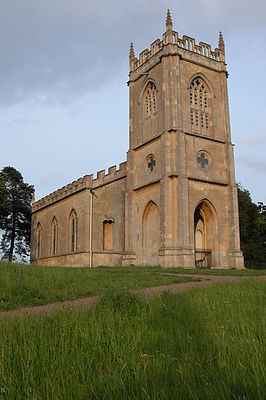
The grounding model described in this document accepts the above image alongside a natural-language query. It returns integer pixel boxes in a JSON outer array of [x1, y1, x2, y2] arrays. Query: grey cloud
[[0, 0, 265, 106]]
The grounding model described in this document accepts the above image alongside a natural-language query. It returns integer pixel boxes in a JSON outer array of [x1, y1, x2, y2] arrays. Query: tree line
[[237, 183, 266, 268], [0, 166, 265, 268]]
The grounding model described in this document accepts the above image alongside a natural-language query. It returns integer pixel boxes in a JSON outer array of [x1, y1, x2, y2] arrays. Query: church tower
[[123, 10, 244, 268], [31, 10, 244, 269]]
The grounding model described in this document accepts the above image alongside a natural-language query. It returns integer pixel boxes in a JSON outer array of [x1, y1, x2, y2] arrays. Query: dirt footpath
[[138, 273, 265, 296], [0, 274, 265, 319]]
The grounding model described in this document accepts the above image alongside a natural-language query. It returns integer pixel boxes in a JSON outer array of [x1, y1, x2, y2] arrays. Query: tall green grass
[[0, 262, 194, 310], [165, 267, 266, 276], [0, 280, 265, 399]]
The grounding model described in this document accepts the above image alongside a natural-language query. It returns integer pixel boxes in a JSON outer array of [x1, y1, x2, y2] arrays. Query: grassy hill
[[0, 262, 197, 310], [0, 280, 265, 399], [0, 262, 265, 311]]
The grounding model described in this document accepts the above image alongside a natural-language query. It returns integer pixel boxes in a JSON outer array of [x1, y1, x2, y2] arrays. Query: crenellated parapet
[[92, 161, 127, 188], [32, 176, 92, 212], [32, 161, 127, 212], [129, 10, 226, 79]]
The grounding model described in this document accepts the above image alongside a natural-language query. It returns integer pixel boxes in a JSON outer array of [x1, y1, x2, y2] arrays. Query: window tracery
[[146, 154, 156, 173], [196, 151, 212, 170], [144, 82, 157, 118], [190, 78, 210, 135]]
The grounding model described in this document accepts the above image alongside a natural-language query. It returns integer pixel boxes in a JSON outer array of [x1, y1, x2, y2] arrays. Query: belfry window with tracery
[[144, 82, 157, 118], [189, 78, 210, 135]]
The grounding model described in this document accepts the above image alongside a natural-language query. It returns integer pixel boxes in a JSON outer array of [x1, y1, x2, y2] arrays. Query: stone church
[[31, 11, 244, 269]]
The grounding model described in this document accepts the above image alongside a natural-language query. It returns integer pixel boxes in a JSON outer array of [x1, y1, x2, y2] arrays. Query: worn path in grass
[[0, 273, 265, 319]]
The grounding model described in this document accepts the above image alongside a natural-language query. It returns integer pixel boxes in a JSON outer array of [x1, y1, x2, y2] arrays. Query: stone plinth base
[[158, 248, 195, 268], [122, 253, 137, 266], [227, 251, 245, 269]]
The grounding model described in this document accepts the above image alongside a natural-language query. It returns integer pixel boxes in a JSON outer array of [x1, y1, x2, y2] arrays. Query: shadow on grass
[[128, 290, 263, 399], [0, 282, 264, 399]]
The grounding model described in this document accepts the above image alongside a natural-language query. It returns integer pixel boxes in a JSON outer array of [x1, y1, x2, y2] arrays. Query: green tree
[[237, 183, 266, 268], [0, 166, 34, 262], [0, 176, 8, 216]]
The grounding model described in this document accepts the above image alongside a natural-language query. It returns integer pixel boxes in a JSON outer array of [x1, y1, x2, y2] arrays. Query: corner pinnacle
[[129, 42, 135, 60], [218, 31, 225, 55], [166, 9, 173, 29]]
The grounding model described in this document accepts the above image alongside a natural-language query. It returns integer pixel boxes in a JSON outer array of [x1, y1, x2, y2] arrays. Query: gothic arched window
[[51, 217, 58, 256], [69, 209, 78, 253], [189, 78, 210, 135], [36, 222, 42, 258], [144, 82, 157, 118]]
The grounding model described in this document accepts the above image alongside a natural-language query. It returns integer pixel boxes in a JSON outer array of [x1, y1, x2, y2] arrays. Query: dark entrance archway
[[194, 200, 219, 268]]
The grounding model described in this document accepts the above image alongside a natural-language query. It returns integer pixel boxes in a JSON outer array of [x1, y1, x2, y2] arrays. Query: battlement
[[129, 11, 225, 75], [92, 161, 127, 188], [32, 161, 127, 212]]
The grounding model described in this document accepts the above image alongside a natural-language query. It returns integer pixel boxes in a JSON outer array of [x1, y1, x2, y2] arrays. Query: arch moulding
[[138, 78, 158, 105], [187, 73, 215, 98]]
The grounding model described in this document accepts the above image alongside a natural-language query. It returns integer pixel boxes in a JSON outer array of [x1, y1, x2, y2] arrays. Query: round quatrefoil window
[[146, 154, 156, 173], [197, 152, 211, 170]]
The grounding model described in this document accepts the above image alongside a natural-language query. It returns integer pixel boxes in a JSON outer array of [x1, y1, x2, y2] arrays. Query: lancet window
[[36, 223, 42, 258], [51, 217, 58, 256], [70, 209, 78, 253], [190, 78, 210, 135]]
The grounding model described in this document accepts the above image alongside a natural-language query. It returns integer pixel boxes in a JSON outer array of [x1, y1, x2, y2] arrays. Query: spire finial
[[129, 42, 135, 60], [166, 9, 173, 29], [218, 31, 225, 55], [32, 189, 35, 204]]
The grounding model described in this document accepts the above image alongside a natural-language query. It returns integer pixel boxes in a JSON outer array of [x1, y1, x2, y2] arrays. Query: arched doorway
[[194, 200, 218, 268], [142, 202, 160, 266]]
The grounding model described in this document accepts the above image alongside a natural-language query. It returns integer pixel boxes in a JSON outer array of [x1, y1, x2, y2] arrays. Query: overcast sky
[[0, 0, 265, 204]]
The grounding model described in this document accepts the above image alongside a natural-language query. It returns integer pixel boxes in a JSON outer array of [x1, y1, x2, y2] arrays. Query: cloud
[[0, 0, 265, 206], [0, 0, 265, 106], [0, 0, 160, 105]]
